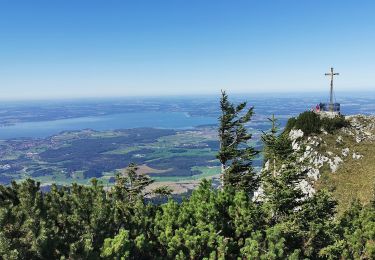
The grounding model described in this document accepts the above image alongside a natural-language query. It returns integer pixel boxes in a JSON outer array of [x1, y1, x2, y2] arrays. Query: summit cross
[[325, 67, 339, 112]]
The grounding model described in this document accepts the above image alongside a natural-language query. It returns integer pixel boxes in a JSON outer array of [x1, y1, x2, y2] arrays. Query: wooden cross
[[325, 67, 339, 112]]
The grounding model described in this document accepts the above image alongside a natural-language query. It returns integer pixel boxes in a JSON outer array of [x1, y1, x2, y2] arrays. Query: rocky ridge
[[289, 114, 375, 196]]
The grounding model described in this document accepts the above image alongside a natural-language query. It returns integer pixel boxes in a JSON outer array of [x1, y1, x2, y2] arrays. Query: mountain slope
[[290, 114, 375, 213]]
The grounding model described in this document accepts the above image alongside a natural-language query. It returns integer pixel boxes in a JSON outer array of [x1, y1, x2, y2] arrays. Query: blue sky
[[0, 0, 374, 100]]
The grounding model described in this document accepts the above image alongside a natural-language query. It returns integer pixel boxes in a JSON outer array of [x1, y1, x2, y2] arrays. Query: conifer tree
[[113, 163, 154, 200], [262, 115, 279, 177], [262, 115, 293, 174], [217, 90, 258, 193], [261, 115, 307, 221], [262, 158, 307, 222]]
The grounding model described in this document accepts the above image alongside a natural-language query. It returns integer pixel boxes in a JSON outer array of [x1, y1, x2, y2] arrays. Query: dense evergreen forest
[[1, 92, 374, 259]]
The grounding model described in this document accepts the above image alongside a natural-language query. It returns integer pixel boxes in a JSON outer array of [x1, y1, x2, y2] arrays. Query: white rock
[[298, 179, 315, 197], [307, 168, 320, 180], [342, 148, 350, 157], [264, 160, 270, 171], [252, 186, 264, 202], [292, 140, 301, 151], [334, 156, 343, 164], [312, 155, 325, 168], [328, 156, 343, 173], [352, 153, 363, 160], [289, 129, 304, 141]]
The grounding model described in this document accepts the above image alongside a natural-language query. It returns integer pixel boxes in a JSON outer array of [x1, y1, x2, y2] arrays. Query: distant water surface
[[0, 112, 216, 139], [0, 94, 374, 139]]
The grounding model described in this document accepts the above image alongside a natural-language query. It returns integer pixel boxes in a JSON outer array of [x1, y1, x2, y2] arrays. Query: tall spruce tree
[[217, 90, 258, 193], [261, 115, 279, 177], [261, 115, 293, 174], [261, 118, 307, 222]]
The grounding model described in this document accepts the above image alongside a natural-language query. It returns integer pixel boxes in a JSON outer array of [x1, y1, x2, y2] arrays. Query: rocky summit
[[288, 114, 375, 212]]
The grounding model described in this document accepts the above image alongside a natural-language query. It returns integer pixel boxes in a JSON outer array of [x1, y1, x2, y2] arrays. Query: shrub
[[284, 111, 349, 136], [321, 115, 349, 134], [284, 117, 297, 134], [294, 111, 322, 136]]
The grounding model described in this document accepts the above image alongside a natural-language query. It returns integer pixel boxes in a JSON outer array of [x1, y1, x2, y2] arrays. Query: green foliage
[[217, 90, 259, 193], [101, 229, 131, 259], [114, 163, 154, 199], [262, 115, 307, 221], [262, 115, 293, 170], [0, 168, 374, 259], [153, 179, 232, 259], [284, 116, 297, 134], [293, 111, 322, 136], [260, 115, 341, 258], [152, 185, 173, 198], [320, 200, 375, 259], [284, 111, 349, 136], [0, 163, 161, 259], [321, 115, 349, 134]]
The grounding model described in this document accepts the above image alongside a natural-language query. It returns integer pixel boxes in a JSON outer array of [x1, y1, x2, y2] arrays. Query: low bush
[[284, 117, 297, 134], [295, 111, 322, 135], [284, 111, 349, 136], [321, 115, 349, 134]]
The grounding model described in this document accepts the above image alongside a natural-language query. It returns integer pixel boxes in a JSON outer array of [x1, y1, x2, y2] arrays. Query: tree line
[[0, 91, 374, 259]]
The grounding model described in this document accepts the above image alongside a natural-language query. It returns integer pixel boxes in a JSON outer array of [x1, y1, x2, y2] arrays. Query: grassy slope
[[315, 117, 375, 214]]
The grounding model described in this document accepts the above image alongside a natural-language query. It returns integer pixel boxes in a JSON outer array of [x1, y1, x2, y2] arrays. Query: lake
[[0, 93, 374, 139], [0, 112, 217, 139]]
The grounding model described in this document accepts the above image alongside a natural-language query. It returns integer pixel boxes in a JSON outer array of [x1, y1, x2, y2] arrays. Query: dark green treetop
[[217, 90, 258, 194]]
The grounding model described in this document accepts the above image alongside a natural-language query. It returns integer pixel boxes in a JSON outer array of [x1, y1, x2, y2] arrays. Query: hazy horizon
[[0, 90, 374, 103]]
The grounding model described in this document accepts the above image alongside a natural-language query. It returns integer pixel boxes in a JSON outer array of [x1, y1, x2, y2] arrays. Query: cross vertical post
[[325, 67, 339, 112]]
